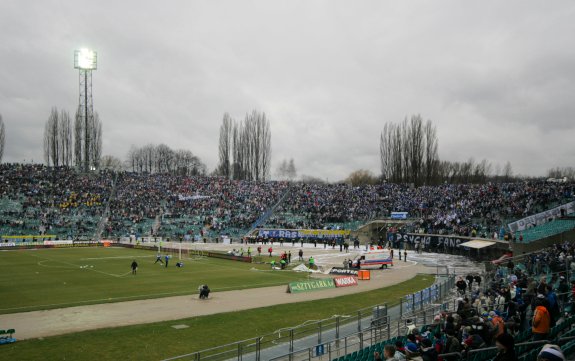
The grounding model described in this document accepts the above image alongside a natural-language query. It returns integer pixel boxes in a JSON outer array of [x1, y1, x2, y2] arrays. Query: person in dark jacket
[[443, 329, 461, 361], [420, 338, 438, 361], [494, 333, 517, 361], [456, 277, 467, 295]]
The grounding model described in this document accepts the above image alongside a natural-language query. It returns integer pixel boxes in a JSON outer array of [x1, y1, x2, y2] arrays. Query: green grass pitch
[[0, 246, 310, 314]]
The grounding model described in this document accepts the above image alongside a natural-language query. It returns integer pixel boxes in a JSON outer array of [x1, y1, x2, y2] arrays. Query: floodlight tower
[[74, 48, 97, 172]]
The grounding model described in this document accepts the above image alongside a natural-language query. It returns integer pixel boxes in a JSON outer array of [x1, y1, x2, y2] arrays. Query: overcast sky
[[1, 0, 574, 181]]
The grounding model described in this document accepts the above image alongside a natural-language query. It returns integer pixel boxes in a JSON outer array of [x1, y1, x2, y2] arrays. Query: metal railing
[[439, 335, 575, 361], [266, 301, 457, 361], [161, 275, 457, 361]]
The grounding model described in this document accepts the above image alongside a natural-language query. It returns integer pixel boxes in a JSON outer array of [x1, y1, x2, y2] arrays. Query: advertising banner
[[299, 229, 351, 238], [43, 240, 73, 246], [333, 276, 358, 287], [329, 267, 359, 276], [288, 279, 336, 293]]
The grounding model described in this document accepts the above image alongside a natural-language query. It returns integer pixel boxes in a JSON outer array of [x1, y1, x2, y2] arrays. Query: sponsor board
[[1, 235, 57, 239], [207, 252, 252, 263], [329, 267, 359, 276], [0, 242, 17, 247], [44, 240, 74, 246], [333, 276, 358, 287], [288, 279, 336, 293]]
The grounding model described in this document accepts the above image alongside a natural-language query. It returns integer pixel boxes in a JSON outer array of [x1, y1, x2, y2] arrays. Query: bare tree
[[44, 108, 74, 168], [261, 113, 272, 181], [276, 159, 288, 180], [126, 144, 206, 176], [379, 123, 392, 181], [502, 161, 513, 182], [155, 144, 174, 173], [72, 109, 102, 170], [287, 158, 297, 181], [44, 108, 60, 166], [232, 122, 242, 180], [547, 167, 575, 180], [346, 169, 378, 186], [223, 110, 271, 181], [379, 116, 499, 185], [74, 109, 83, 168], [59, 110, 72, 166], [0, 114, 5, 163], [423, 120, 438, 184], [407, 115, 424, 185], [100, 155, 123, 171], [126, 145, 138, 172], [89, 112, 102, 169], [379, 115, 430, 185], [217, 113, 233, 178]]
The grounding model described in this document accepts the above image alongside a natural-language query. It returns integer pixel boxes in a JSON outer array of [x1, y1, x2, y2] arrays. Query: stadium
[[0, 165, 574, 360], [2, 2, 575, 361]]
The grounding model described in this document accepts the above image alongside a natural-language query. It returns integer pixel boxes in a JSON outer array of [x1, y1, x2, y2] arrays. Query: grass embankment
[[0, 275, 434, 361]]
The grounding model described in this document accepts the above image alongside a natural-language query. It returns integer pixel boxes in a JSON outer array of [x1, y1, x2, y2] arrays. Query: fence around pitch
[[161, 275, 456, 361]]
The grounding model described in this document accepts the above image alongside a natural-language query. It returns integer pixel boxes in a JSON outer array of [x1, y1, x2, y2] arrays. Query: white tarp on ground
[[458, 240, 496, 249], [292, 264, 322, 273]]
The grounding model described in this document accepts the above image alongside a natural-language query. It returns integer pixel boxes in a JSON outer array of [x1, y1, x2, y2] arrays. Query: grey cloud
[[1, 0, 575, 180]]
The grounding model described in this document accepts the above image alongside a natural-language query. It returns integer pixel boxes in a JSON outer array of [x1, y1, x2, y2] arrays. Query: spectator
[[532, 295, 551, 341], [494, 333, 517, 361], [383, 345, 401, 361], [538, 344, 565, 361], [420, 338, 438, 361]]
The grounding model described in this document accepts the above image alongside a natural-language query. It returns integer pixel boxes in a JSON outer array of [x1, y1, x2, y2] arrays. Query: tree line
[[126, 144, 207, 176], [547, 167, 575, 180], [43, 107, 102, 169], [0, 114, 5, 163], [379, 115, 514, 186], [217, 110, 271, 181]]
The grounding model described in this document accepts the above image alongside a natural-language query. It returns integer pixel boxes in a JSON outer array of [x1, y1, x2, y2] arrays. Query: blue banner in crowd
[[391, 212, 408, 219], [257, 229, 350, 239]]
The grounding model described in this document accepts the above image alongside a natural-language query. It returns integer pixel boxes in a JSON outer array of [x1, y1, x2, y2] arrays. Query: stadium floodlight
[[74, 48, 98, 172], [74, 48, 98, 70]]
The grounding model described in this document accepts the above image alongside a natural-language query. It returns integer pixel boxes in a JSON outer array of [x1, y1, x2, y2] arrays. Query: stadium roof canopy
[[459, 240, 497, 249]]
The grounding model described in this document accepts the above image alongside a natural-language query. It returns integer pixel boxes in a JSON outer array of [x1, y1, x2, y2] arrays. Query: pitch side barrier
[[161, 275, 457, 361], [116, 243, 252, 263], [0, 240, 111, 250]]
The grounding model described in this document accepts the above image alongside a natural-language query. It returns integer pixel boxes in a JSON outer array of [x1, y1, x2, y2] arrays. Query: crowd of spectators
[[386, 241, 575, 361], [0, 164, 112, 237], [267, 182, 574, 238], [0, 164, 573, 241]]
